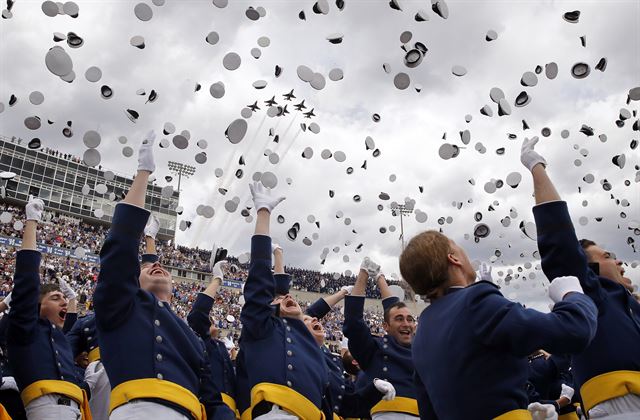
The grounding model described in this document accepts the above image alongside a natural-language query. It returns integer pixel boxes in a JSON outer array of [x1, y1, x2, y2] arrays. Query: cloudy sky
[[1, 0, 639, 310]]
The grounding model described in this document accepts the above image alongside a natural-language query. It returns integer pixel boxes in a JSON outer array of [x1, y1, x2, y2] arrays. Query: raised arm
[[343, 260, 381, 369], [7, 197, 44, 344], [93, 131, 155, 331], [521, 138, 604, 301], [469, 279, 597, 357], [239, 182, 285, 340], [306, 287, 351, 320], [59, 277, 78, 332], [187, 261, 225, 338]]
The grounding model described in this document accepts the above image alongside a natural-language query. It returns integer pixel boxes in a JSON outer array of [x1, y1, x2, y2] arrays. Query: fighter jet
[[283, 89, 296, 101], [294, 100, 306, 111], [247, 101, 260, 112], [281, 105, 290, 116], [303, 108, 316, 119], [265, 96, 277, 107]]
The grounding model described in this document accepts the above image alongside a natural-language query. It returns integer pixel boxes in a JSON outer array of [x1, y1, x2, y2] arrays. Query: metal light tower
[[167, 161, 196, 195], [391, 202, 414, 251]]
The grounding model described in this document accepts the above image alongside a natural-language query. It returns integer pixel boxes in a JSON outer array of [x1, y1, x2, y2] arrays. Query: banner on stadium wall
[[0, 236, 100, 264], [222, 279, 242, 289]]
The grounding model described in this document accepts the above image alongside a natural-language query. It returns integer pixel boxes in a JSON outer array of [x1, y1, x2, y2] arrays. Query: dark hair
[[383, 301, 408, 323], [579, 239, 596, 250], [342, 351, 360, 376], [39, 283, 61, 303], [400, 230, 451, 297]]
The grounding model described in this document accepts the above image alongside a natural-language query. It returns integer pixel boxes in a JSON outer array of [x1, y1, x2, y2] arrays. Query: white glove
[[272, 243, 283, 254], [548, 276, 583, 304], [249, 182, 285, 213], [137, 130, 156, 173], [341, 285, 354, 295], [25, 195, 45, 222], [360, 257, 380, 278], [560, 383, 574, 401], [520, 136, 547, 171], [373, 378, 396, 401], [144, 214, 160, 239], [211, 260, 227, 281], [58, 277, 77, 300], [479, 263, 493, 281], [0, 376, 18, 392], [527, 402, 558, 420], [2, 292, 11, 310]]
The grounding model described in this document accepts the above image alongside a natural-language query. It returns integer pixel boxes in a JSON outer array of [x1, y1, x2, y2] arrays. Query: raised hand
[[479, 263, 492, 282], [249, 181, 285, 213], [25, 195, 45, 222], [144, 214, 160, 239], [137, 129, 156, 173], [520, 136, 547, 172]]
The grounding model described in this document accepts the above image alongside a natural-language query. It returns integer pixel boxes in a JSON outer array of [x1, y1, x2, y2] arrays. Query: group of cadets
[[0, 131, 637, 419]]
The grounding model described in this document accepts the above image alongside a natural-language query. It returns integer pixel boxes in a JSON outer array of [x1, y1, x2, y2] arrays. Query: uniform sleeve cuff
[[250, 235, 272, 262]]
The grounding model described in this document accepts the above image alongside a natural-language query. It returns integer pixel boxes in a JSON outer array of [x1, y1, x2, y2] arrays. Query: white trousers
[[372, 413, 420, 420], [85, 360, 111, 420], [110, 400, 191, 419], [254, 405, 299, 420], [25, 393, 81, 420], [588, 393, 640, 419]]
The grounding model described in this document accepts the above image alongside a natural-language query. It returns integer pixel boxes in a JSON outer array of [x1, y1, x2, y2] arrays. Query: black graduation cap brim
[[67, 32, 83, 48], [562, 10, 580, 23], [389, 0, 402, 11], [246, 7, 260, 20], [404, 49, 423, 68], [451, 65, 467, 76], [415, 9, 429, 21], [125, 109, 139, 123], [62, 1, 79, 17], [514, 91, 530, 107], [595, 57, 607, 72], [473, 223, 490, 238], [53, 32, 66, 42], [62, 127, 73, 137], [28, 138, 41, 149], [372, 114, 381, 122], [100, 85, 113, 99], [432, 0, 449, 19], [520, 72, 538, 87], [571, 63, 590, 79]]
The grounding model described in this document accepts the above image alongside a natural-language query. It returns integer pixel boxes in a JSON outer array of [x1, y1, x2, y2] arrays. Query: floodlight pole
[[167, 161, 196, 203], [391, 204, 413, 251]]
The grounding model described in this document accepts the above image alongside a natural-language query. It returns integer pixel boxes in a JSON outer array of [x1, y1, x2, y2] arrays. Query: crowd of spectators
[[0, 203, 398, 298]]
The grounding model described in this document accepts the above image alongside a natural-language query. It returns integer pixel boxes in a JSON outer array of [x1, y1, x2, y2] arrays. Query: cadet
[[187, 260, 238, 415], [239, 182, 328, 419], [523, 136, 640, 418], [399, 225, 598, 419], [92, 131, 233, 420], [7, 196, 91, 419], [343, 258, 419, 419]]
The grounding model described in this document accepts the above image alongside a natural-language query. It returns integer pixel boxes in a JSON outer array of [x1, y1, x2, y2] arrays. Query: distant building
[[0, 135, 178, 240]]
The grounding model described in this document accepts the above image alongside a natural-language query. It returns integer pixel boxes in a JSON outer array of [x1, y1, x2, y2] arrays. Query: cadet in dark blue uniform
[[399, 223, 598, 419], [0, 293, 27, 419], [522, 137, 640, 418], [239, 181, 328, 419], [526, 352, 578, 420], [343, 259, 419, 419], [7, 196, 92, 419], [187, 260, 238, 415], [92, 131, 233, 420]]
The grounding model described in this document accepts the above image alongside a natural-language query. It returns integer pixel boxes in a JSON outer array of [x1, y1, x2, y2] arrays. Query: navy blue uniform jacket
[[343, 295, 416, 401], [534, 200, 640, 390], [93, 203, 233, 419], [239, 235, 328, 410], [187, 292, 237, 397], [412, 280, 597, 419], [7, 250, 82, 391]]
